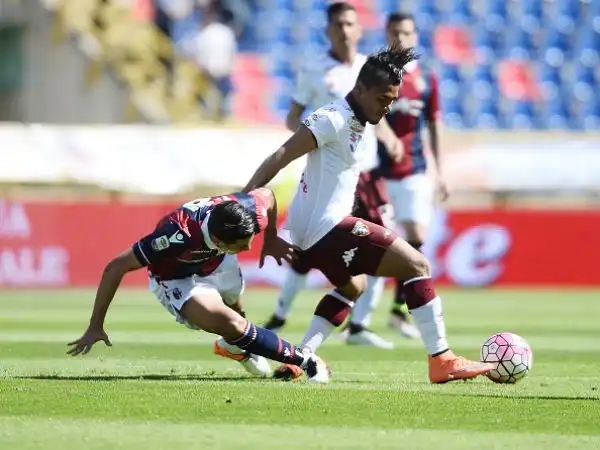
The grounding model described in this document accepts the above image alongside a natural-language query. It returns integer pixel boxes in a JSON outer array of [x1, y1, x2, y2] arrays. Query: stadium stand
[[39, 0, 600, 129]]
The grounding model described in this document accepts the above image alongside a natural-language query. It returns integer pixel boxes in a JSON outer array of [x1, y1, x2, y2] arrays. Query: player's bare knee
[[409, 253, 431, 278], [336, 275, 366, 301]]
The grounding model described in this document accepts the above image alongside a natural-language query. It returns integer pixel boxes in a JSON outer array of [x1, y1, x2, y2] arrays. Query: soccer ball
[[480, 332, 532, 384]]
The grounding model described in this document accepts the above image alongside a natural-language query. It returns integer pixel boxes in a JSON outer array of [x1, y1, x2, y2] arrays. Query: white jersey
[[291, 53, 378, 172], [285, 99, 373, 250]]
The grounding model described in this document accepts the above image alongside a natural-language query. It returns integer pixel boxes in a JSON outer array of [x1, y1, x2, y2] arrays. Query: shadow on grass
[[14, 373, 270, 382]]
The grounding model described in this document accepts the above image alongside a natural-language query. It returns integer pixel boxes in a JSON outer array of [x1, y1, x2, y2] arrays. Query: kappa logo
[[342, 247, 358, 267], [351, 221, 370, 237], [169, 231, 185, 244], [151, 235, 170, 251]]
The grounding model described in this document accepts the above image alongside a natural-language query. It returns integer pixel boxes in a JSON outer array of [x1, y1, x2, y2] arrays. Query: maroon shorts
[[292, 216, 397, 287]]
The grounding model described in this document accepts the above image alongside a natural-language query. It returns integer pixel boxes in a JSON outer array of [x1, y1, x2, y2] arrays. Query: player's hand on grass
[[67, 327, 112, 356], [259, 236, 299, 268]]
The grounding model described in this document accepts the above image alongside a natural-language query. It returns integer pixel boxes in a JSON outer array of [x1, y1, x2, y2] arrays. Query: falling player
[[67, 188, 329, 382], [379, 13, 449, 334], [263, 1, 401, 349], [244, 44, 494, 384]]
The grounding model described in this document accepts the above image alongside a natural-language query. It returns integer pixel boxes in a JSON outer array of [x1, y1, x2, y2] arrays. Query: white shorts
[[385, 174, 434, 226], [149, 254, 244, 330]]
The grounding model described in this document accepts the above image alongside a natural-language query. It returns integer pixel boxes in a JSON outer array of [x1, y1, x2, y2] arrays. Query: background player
[[244, 44, 493, 384], [263, 2, 400, 349], [378, 13, 448, 336], [67, 188, 329, 382]]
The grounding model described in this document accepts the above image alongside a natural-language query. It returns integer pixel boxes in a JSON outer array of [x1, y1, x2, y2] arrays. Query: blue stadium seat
[[447, 0, 473, 25], [507, 101, 538, 129], [541, 30, 571, 67], [442, 98, 467, 129], [484, 0, 508, 31], [471, 65, 499, 102], [472, 100, 502, 129], [543, 95, 574, 130], [575, 27, 600, 68], [581, 100, 600, 130], [504, 29, 536, 60]]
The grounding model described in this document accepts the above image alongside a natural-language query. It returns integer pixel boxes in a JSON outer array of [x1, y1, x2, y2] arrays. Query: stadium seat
[[484, 0, 508, 31], [471, 100, 502, 129], [506, 100, 538, 129]]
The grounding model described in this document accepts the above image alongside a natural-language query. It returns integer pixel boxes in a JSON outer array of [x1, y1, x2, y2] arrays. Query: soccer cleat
[[272, 363, 303, 381], [213, 338, 273, 378], [304, 354, 331, 384], [388, 314, 421, 339], [428, 350, 495, 384], [262, 314, 286, 333], [346, 329, 395, 350], [272, 354, 331, 384]]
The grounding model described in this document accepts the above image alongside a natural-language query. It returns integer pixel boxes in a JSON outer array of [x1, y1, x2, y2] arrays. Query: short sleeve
[[230, 191, 270, 233], [132, 219, 190, 267], [248, 189, 270, 232], [291, 68, 314, 107], [301, 106, 344, 148], [427, 73, 440, 123]]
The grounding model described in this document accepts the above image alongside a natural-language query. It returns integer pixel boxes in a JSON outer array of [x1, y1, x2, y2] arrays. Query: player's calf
[[300, 275, 365, 353], [374, 238, 493, 382]]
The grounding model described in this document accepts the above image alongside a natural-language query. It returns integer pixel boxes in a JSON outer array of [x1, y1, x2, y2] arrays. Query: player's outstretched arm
[[67, 249, 143, 356], [243, 125, 318, 192], [252, 187, 298, 268]]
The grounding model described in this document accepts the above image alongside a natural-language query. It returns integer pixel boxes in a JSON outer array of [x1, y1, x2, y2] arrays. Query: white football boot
[[213, 337, 273, 377], [388, 315, 421, 339], [347, 329, 395, 349]]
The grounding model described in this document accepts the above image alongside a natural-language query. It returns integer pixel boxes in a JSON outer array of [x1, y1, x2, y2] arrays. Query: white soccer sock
[[350, 275, 385, 328], [409, 296, 449, 355], [300, 316, 336, 353], [274, 270, 307, 319]]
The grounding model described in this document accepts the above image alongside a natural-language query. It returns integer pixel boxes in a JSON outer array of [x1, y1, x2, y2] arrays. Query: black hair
[[326, 2, 356, 24], [357, 43, 419, 88], [386, 12, 416, 27], [207, 201, 258, 243]]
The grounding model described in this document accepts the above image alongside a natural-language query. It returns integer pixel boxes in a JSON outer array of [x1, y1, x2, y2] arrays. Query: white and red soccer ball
[[480, 332, 533, 384]]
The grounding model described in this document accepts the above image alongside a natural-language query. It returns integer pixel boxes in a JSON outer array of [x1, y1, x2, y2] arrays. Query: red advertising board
[[0, 201, 598, 288]]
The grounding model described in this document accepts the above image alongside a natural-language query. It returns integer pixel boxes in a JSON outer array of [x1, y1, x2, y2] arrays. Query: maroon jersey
[[352, 171, 389, 226], [132, 191, 269, 281], [379, 63, 440, 180]]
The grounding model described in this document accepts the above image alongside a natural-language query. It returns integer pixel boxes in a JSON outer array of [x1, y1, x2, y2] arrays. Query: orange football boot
[[429, 350, 495, 384]]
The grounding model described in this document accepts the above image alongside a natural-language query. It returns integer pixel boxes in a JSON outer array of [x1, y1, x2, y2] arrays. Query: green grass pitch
[[0, 287, 599, 449]]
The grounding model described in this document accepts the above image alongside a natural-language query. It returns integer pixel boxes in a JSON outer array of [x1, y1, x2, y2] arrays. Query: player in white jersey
[[244, 44, 494, 384], [263, 2, 405, 349]]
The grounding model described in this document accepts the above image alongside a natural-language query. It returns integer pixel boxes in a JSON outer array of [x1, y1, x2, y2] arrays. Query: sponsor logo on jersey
[[351, 221, 370, 237], [169, 231, 185, 244], [349, 117, 364, 132], [151, 236, 170, 251]]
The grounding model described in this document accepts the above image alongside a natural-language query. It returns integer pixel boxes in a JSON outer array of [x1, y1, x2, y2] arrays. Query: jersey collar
[[346, 92, 368, 125], [201, 212, 218, 250]]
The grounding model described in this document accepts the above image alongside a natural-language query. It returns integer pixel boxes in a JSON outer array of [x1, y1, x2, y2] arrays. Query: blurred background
[[0, 0, 599, 289]]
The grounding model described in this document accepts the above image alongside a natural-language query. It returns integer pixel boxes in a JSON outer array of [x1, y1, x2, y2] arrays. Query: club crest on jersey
[[172, 288, 183, 300], [351, 221, 370, 237], [151, 236, 170, 251]]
